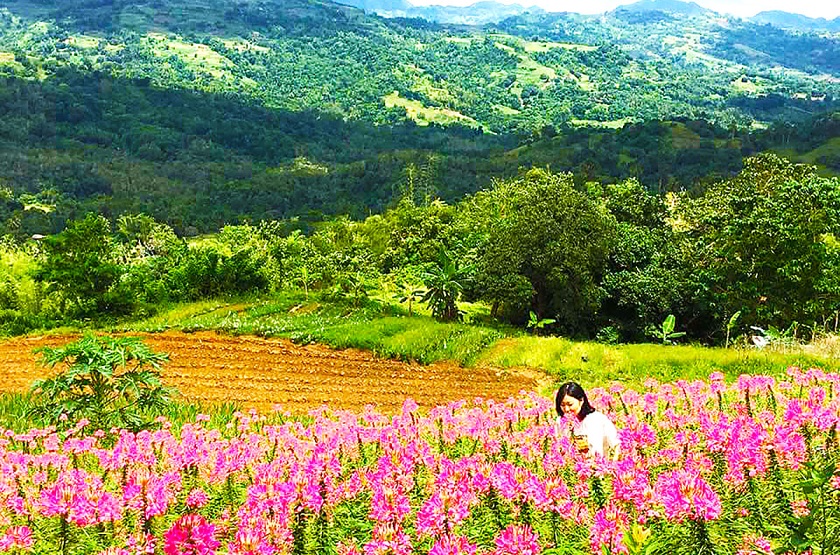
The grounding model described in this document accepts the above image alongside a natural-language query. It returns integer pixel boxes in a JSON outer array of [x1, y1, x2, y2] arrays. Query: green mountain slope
[[1, 0, 837, 133], [0, 0, 837, 234], [0, 0, 373, 34]]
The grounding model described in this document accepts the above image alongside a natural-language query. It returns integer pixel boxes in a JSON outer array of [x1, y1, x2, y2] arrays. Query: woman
[[555, 381, 621, 461]]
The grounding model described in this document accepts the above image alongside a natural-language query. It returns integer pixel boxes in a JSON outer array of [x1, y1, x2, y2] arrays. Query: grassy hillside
[[112, 295, 840, 392]]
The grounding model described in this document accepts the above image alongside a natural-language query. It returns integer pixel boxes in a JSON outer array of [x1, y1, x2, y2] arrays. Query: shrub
[[30, 334, 172, 431]]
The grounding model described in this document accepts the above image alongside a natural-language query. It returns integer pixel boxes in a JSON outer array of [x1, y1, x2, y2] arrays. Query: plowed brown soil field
[[0, 331, 542, 414]]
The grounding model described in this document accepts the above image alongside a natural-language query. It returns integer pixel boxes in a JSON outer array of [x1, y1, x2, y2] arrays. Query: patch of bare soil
[[0, 331, 541, 414]]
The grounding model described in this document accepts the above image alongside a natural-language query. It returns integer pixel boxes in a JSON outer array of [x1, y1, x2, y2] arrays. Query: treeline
[[1, 70, 838, 237], [2, 154, 838, 344], [708, 24, 840, 75]]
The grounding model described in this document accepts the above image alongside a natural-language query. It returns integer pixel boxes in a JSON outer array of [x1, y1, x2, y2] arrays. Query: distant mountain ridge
[[333, 0, 544, 25], [341, 0, 840, 34], [750, 10, 840, 32], [335, 0, 412, 11], [613, 0, 710, 16]]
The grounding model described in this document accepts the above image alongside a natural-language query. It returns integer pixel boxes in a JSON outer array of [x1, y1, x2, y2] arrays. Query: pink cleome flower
[[428, 535, 478, 555], [791, 499, 810, 517], [493, 524, 541, 555], [337, 539, 362, 555], [655, 469, 722, 522], [0, 526, 33, 551], [737, 532, 773, 555], [185, 489, 210, 510], [163, 514, 219, 555]]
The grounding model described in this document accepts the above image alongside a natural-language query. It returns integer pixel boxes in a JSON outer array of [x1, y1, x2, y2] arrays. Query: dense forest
[[1, 154, 839, 347], [0, 0, 839, 342], [1, 65, 837, 235]]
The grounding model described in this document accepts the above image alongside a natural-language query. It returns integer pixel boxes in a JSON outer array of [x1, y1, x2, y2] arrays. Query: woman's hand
[[573, 434, 589, 454]]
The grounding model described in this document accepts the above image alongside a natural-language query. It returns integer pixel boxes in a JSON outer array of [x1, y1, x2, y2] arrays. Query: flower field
[[2, 367, 839, 554]]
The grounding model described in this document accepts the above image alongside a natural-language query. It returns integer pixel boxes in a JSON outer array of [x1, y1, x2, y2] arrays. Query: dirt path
[[0, 331, 541, 414]]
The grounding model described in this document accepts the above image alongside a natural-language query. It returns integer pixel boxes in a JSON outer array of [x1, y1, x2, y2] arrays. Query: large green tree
[[37, 213, 125, 317], [598, 179, 695, 340], [675, 154, 840, 332], [471, 168, 617, 334]]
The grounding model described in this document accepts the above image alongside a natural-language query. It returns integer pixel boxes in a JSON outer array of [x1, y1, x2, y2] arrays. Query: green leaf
[[798, 479, 816, 495], [790, 515, 815, 549], [527, 311, 538, 328], [662, 314, 676, 335]]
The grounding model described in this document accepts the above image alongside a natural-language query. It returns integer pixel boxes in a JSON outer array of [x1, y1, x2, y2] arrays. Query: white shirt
[[557, 410, 620, 457]]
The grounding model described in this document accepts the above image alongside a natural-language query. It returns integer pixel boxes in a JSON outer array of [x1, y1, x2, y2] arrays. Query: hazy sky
[[406, 0, 840, 19]]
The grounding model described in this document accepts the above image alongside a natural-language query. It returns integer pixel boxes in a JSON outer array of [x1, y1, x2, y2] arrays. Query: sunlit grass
[[479, 336, 840, 390], [383, 91, 478, 128], [0, 392, 40, 431], [7, 293, 840, 431], [121, 300, 238, 332], [123, 295, 503, 366], [119, 295, 840, 394]]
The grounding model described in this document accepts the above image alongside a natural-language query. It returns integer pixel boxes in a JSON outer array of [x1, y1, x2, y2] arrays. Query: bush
[[0, 308, 53, 336], [168, 245, 270, 300], [30, 334, 172, 431]]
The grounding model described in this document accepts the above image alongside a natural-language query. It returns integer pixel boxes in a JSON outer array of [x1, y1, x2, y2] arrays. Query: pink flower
[[0, 526, 33, 551], [401, 399, 419, 416], [493, 524, 541, 555], [428, 535, 478, 555], [185, 489, 209, 509], [38, 470, 99, 525], [416, 481, 474, 538], [364, 523, 412, 555], [655, 469, 721, 522], [368, 458, 413, 525], [126, 532, 156, 555], [164, 514, 219, 555], [737, 533, 773, 555], [96, 492, 124, 524], [228, 524, 274, 555], [337, 539, 362, 555], [791, 499, 810, 517], [590, 504, 628, 555]]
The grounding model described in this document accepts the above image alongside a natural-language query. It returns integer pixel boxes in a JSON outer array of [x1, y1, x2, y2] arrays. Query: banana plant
[[395, 281, 425, 317], [725, 310, 741, 348], [647, 314, 686, 345], [526, 311, 556, 335]]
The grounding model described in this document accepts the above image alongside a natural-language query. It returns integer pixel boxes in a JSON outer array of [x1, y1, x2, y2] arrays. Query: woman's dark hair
[[555, 381, 595, 421]]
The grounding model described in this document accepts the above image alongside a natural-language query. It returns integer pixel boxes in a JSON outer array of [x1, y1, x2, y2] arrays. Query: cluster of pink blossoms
[[0, 368, 837, 554]]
